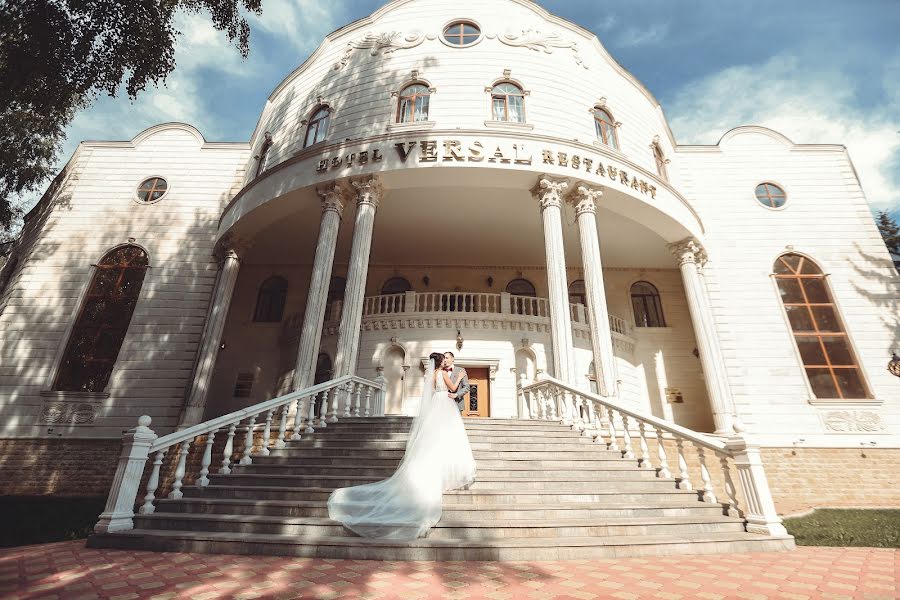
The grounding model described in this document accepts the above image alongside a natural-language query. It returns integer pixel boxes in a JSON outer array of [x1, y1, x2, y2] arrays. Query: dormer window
[[442, 21, 481, 47]]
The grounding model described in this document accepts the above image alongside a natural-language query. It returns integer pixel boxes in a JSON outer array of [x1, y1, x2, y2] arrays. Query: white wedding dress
[[327, 364, 477, 540]]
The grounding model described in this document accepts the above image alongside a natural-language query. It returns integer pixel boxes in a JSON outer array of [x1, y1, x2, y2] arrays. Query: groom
[[443, 351, 469, 413]]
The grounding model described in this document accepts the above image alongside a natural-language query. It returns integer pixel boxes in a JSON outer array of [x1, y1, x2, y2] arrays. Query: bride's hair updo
[[429, 352, 444, 369]]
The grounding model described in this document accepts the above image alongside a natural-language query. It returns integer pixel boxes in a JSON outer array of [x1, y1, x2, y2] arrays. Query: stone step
[[133, 513, 747, 540], [88, 529, 794, 561], [231, 465, 658, 480], [269, 440, 610, 452], [153, 498, 732, 520], [235, 462, 645, 476], [295, 431, 586, 442]]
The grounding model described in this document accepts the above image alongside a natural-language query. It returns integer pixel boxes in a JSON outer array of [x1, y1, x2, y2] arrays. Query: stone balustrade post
[[725, 431, 789, 536], [500, 292, 511, 314], [373, 370, 387, 416], [292, 184, 348, 393], [403, 290, 416, 314], [567, 183, 618, 397], [179, 240, 243, 426], [531, 176, 576, 384], [334, 177, 383, 379], [669, 238, 735, 434], [94, 416, 157, 533]]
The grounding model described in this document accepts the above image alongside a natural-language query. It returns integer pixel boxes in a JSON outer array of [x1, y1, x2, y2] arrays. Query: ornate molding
[[822, 410, 885, 433], [316, 183, 349, 217], [39, 401, 96, 425], [531, 176, 569, 211], [667, 237, 707, 268], [351, 176, 383, 209], [566, 184, 603, 216], [499, 28, 589, 70], [334, 31, 425, 70], [215, 231, 253, 263]]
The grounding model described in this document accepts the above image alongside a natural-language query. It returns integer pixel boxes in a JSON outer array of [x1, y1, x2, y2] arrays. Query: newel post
[[724, 427, 788, 537], [373, 370, 387, 416], [94, 416, 157, 533]]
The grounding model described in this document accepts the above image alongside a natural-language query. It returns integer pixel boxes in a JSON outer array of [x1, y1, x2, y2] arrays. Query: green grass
[[0, 496, 106, 548], [783, 509, 900, 548]]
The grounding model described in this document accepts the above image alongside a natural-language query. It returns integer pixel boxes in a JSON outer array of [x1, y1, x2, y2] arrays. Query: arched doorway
[[382, 346, 406, 414]]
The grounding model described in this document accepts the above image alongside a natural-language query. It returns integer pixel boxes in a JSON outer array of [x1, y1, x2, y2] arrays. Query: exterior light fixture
[[456, 330, 463, 351], [422, 275, 430, 286], [487, 276, 494, 287], [888, 353, 900, 378]]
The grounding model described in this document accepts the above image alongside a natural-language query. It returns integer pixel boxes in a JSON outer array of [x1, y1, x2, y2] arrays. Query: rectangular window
[[233, 373, 255, 398]]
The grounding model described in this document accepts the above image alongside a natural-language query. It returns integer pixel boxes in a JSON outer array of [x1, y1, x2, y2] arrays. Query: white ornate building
[[1, 0, 898, 515]]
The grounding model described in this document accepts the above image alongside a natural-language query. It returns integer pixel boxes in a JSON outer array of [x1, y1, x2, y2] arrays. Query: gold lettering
[[513, 144, 533, 165], [571, 155, 581, 170], [330, 156, 342, 169], [557, 152, 568, 167], [631, 177, 640, 191], [468, 141, 484, 162], [394, 142, 416, 161], [488, 145, 510, 164], [640, 181, 649, 194], [595, 162, 606, 177], [607, 165, 618, 179], [542, 149, 555, 165], [442, 140, 465, 162], [359, 151, 369, 164], [583, 158, 593, 173], [345, 153, 356, 167], [372, 148, 383, 162], [317, 159, 328, 172], [619, 170, 629, 185], [419, 141, 438, 162], [649, 185, 657, 199]]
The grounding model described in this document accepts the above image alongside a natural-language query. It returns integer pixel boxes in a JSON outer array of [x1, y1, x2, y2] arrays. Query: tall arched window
[[253, 276, 288, 322], [254, 133, 273, 178], [631, 281, 666, 327], [568, 280, 587, 305], [774, 253, 869, 399], [381, 277, 412, 295], [593, 108, 618, 149], [397, 84, 430, 123], [54, 245, 149, 392], [491, 82, 525, 123], [326, 276, 346, 321], [506, 278, 536, 297], [303, 106, 330, 148], [653, 143, 668, 180]]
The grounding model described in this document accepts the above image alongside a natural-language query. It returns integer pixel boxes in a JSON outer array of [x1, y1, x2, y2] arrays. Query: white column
[[292, 184, 348, 390], [179, 242, 242, 426], [531, 176, 576, 384], [333, 177, 383, 378], [669, 238, 734, 434], [567, 184, 617, 397]]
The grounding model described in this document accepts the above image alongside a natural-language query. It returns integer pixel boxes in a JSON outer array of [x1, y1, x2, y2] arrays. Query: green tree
[[875, 210, 900, 257], [0, 0, 263, 236]]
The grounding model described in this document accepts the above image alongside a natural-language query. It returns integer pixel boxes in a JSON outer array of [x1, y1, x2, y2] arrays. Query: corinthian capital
[[214, 231, 252, 263], [668, 237, 708, 268], [566, 183, 603, 216], [317, 183, 349, 217], [351, 176, 383, 208], [530, 176, 569, 212]]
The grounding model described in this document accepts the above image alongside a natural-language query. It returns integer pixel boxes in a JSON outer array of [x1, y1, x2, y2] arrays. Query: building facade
[[1, 0, 898, 510]]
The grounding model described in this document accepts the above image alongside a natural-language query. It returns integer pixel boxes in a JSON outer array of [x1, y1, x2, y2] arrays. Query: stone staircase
[[88, 417, 794, 560]]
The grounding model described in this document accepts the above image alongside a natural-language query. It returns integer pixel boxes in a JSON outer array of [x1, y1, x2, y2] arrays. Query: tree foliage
[[0, 0, 263, 235], [875, 210, 900, 257]]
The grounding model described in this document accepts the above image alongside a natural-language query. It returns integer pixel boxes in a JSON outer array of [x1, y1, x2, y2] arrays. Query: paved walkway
[[0, 541, 896, 599]]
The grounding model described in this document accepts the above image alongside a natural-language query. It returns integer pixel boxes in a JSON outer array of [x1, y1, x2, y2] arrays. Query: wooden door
[[461, 368, 490, 418]]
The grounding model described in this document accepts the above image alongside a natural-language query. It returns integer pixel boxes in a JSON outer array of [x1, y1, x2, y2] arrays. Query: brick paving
[[0, 540, 896, 600]]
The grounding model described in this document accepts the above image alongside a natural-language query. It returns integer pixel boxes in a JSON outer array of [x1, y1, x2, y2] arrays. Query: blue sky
[[56, 0, 900, 215]]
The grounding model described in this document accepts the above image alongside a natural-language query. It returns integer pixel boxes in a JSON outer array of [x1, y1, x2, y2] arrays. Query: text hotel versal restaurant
[[315, 138, 660, 199]]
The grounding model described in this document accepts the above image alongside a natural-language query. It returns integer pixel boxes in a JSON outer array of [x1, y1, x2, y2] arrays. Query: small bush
[[0, 496, 106, 548], [784, 509, 900, 548]]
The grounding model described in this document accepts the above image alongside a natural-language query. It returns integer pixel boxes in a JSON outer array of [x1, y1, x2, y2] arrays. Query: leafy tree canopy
[[0, 0, 263, 239], [876, 210, 900, 257]]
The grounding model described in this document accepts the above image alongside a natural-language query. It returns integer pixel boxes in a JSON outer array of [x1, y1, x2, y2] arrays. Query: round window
[[754, 182, 786, 209], [136, 177, 168, 203], [442, 21, 481, 47]]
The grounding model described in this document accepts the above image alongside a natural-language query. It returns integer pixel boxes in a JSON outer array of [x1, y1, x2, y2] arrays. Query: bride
[[327, 352, 477, 540]]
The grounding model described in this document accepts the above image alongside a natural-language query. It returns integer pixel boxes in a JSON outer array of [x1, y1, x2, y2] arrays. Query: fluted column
[[292, 184, 348, 390], [669, 238, 735, 434], [531, 176, 576, 384], [179, 240, 243, 426], [333, 177, 383, 378], [567, 184, 617, 397]]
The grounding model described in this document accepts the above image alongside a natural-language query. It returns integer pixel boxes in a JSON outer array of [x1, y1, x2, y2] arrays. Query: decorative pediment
[[499, 29, 589, 70]]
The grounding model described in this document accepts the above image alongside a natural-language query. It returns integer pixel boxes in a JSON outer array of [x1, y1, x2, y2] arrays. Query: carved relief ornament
[[316, 183, 349, 216], [334, 31, 426, 70], [499, 28, 589, 70], [351, 176, 383, 208], [667, 237, 708, 268], [530, 177, 569, 211], [822, 410, 885, 433], [567, 184, 603, 216]]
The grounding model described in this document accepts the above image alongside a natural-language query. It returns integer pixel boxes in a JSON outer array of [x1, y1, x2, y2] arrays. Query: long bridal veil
[[327, 362, 445, 540]]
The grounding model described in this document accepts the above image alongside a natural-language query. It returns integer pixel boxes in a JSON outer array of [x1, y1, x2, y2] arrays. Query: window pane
[[492, 97, 505, 121], [795, 337, 826, 366], [462, 35, 479, 44], [632, 298, 647, 327], [398, 98, 411, 123], [463, 24, 479, 35], [785, 305, 814, 331], [776, 279, 805, 303], [806, 368, 838, 398], [800, 278, 829, 304], [811, 306, 840, 332], [821, 336, 853, 366], [776, 254, 802, 274], [304, 126, 316, 147], [800, 258, 822, 275], [415, 95, 429, 121], [509, 96, 524, 122], [834, 368, 867, 399]]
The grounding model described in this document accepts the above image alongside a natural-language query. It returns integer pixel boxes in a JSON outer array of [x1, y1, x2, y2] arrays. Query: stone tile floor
[[0, 541, 896, 600]]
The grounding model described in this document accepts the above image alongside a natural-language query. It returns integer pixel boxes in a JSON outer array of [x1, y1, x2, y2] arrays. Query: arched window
[[253, 276, 288, 322], [397, 84, 430, 123], [653, 143, 668, 180], [631, 281, 666, 327], [593, 108, 618, 149], [381, 277, 412, 295], [506, 278, 536, 297], [314, 353, 333, 385], [326, 276, 346, 321], [568, 280, 587, 305], [491, 82, 525, 123], [254, 133, 273, 178], [303, 106, 330, 148], [54, 245, 149, 392], [774, 253, 869, 399]]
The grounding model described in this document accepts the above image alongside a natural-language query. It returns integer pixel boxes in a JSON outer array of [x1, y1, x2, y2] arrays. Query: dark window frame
[[303, 106, 330, 148], [593, 108, 618, 149], [253, 276, 288, 323], [397, 84, 431, 123], [630, 281, 666, 328], [491, 82, 526, 123]]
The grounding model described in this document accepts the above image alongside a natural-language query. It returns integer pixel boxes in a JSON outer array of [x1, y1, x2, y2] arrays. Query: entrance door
[[460, 368, 490, 418]]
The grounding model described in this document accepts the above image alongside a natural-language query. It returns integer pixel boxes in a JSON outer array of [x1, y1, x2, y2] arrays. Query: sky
[[49, 0, 900, 218]]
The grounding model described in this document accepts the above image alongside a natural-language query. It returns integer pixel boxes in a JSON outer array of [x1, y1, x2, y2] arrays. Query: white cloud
[[616, 23, 669, 48], [667, 53, 900, 212], [250, 0, 337, 53]]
